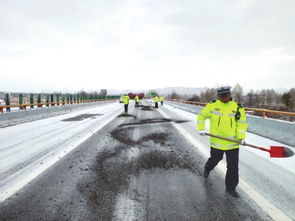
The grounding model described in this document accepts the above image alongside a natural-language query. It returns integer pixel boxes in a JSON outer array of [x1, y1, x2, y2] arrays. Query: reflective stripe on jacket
[[197, 100, 247, 150]]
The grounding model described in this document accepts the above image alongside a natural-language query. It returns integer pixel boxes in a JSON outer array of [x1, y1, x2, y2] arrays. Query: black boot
[[226, 189, 240, 198]]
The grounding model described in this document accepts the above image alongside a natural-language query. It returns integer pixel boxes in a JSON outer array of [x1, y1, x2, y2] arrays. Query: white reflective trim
[[239, 129, 246, 133], [197, 120, 205, 123], [238, 121, 247, 123], [210, 111, 223, 116], [228, 113, 235, 117], [211, 142, 223, 147]]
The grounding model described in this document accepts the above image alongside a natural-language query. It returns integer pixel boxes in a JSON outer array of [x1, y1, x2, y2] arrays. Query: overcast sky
[[1, 0, 295, 93]]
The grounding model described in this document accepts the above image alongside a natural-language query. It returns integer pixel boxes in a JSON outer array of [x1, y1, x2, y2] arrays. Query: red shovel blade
[[268, 146, 294, 158]]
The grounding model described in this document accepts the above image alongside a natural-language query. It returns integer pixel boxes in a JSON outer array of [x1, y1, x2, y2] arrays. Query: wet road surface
[[0, 101, 274, 220]]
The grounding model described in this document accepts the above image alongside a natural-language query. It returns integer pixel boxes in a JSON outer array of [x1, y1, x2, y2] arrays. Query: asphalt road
[[0, 100, 284, 220]]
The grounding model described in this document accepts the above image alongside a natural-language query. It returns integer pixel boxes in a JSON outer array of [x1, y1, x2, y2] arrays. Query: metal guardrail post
[[5, 93, 11, 112], [30, 94, 34, 109], [19, 94, 23, 110], [56, 94, 60, 106], [37, 94, 42, 108], [46, 95, 49, 107]]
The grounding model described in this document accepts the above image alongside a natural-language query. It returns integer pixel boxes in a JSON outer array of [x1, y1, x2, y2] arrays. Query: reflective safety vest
[[197, 100, 247, 150], [160, 96, 164, 101], [154, 96, 159, 102], [123, 95, 130, 104], [135, 96, 139, 102]]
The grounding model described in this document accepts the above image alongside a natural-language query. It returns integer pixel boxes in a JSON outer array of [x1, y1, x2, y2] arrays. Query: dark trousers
[[205, 147, 239, 191], [124, 104, 128, 112], [135, 102, 138, 107], [155, 102, 158, 108], [161, 101, 163, 105]]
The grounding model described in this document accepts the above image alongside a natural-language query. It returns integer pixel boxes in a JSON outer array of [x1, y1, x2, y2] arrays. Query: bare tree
[[259, 89, 268, 107], [246, 90, 255, 107], [232, 83, 243, 103], [254, 91, 261, 107], [265, 89, 276, 106], [99, 89, 107, 97], [274, 92, 282, 106], [78, 90, 87, 100], [188, 94, 201, 102], [169, 91, 180, 99], [282, 88, 295, 110], [290, 88, 295, 110], [200, 88, 216, 102], [282, 92, 292, 110]]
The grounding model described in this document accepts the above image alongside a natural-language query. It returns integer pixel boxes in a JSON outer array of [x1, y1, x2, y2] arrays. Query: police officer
[[197, 86, 247, 198], [123, 93, 130, 112], [134, 95, 139, 107], [154, 96, 159, 108], [160, 96, 164, 106]]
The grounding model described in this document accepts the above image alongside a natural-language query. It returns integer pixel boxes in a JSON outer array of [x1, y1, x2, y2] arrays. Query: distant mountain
[[107, 89, 142, 95], [106, 87, 206, 97], [153, 87, 205, 96]]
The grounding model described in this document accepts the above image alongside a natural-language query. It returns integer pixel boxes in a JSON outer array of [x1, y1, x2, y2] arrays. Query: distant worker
[[160, 96, 164, 106], [197, 86, 247, 198], [134, 95, 139, 107], [123, 93, 130, 112], [154, 96, 159, 108], [4, 93, 11, 112]]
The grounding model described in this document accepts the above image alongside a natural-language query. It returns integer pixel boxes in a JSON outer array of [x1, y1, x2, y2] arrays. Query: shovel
[[205, 133, 294, 158]]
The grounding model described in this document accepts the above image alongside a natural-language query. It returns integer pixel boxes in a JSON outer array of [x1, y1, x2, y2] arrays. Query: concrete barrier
[[167, 101, 295, 147], [246, 116, 295, 147]]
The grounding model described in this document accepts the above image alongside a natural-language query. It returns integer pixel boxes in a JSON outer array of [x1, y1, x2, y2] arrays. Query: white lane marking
[[113, 176, 145, 221], [158, 108, 293, 221], [113, 110, 144, 221], [0, 104, 122, 202], [113, 193, 136, 221]]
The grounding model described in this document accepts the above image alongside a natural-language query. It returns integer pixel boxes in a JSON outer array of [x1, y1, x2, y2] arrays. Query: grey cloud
[[161, 0, 295, 55]]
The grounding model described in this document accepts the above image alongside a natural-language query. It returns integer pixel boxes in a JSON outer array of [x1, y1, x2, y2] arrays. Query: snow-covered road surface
[[0, 102, 122, 201]]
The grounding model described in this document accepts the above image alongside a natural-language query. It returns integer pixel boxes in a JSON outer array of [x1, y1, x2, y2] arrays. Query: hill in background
[[154, 87, 205, 97]]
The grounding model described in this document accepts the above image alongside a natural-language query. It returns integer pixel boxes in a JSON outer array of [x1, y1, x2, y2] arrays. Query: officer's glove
[[199, 130, 206, 136], [239, 139, 246, 145]]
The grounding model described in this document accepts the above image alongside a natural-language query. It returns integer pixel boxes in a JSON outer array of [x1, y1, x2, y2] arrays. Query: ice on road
[[0, 102, 123, 201]]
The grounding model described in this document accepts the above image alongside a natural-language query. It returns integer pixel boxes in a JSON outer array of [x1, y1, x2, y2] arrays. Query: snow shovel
[[205, 133, 294, 158]]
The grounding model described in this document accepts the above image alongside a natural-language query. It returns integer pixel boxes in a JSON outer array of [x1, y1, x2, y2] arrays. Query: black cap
[[216, 86, 231, 95]]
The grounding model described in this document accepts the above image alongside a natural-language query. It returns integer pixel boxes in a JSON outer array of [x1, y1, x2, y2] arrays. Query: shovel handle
[[204, 133, 295, 158], [205, 133, 265, 151]]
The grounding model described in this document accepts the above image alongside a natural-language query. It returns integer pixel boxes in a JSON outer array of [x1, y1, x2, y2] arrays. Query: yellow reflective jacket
[[135, 96, 139, 102], [160, 96, 164, 101], [197, 100, 247, 150], [154, 96, 159, 102], [123, 95, 130, 104]]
